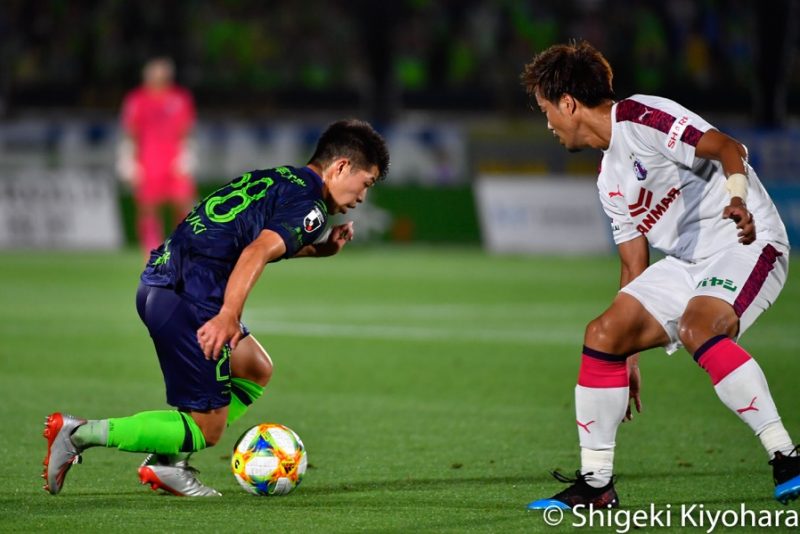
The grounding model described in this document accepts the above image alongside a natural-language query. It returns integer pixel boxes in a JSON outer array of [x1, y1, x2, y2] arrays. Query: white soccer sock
[[713, 359, 793, 456], [575, 384, 628, 487], [581, 448, 614, 488], [71, 419, 109, 449], [758, 421, 796, 458]]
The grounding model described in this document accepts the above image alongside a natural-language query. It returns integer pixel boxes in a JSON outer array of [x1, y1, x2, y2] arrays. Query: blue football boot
[[770, 446, 800, 504], [527, 470, 619, 510]]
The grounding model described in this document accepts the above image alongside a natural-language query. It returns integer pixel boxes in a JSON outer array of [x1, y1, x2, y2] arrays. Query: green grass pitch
[[1, 247, 798, 532]]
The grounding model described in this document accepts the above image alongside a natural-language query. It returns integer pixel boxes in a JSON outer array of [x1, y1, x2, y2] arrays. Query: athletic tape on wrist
[[725, 173, 748, 202]]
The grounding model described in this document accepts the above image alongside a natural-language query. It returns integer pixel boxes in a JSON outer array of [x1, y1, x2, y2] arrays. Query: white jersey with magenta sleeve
[[598, 94, 789, 262]]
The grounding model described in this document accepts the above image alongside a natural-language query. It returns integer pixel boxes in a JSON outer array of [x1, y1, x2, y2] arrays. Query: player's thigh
[[585, 292, 670, 355], [688, 241, 788, 341], [615, 256, 695, 355], [230, 333, 273, 386], [141, 286, 233, 411]]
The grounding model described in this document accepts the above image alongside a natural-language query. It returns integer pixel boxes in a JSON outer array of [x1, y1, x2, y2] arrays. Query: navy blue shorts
[[136, 283, 249, 411]]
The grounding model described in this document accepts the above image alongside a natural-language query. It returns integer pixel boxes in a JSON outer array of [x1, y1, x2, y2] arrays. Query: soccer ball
[[231, 423, 307, 496]]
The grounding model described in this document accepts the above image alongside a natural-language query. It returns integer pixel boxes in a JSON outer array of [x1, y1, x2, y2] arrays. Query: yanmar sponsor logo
[[667, 116, 690, 150], [628, 187, 681, 235]]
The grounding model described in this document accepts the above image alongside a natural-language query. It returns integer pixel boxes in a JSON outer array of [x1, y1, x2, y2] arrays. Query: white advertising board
[[474, 175, 613, 254], [0, 169, 122, 249]]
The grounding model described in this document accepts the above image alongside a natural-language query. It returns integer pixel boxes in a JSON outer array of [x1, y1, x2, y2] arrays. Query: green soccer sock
[[105, 410, 206, 455], [227, 378, 265, 426]]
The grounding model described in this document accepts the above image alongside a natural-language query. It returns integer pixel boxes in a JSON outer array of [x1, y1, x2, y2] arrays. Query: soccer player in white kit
[[521, 41, 799, 510]]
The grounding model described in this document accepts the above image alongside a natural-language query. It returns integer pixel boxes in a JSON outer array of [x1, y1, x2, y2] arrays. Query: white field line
[[244, 303, 586, 344], [242, 319, 800, 349], [243, 303, 800, 349], [246, 302, 595, 321]]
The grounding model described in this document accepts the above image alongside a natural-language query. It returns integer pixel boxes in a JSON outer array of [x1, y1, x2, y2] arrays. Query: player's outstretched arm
[[294, 222, 354, 258], [197, 230, 286, 360], [695, 129, 756, 244]]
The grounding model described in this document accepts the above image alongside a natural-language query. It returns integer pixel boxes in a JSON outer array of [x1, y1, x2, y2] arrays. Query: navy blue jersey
[[141, 165, 329, 312]]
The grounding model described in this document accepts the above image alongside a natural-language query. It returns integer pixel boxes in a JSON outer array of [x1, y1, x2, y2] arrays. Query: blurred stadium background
[[3, 3, 800, 531], [1, 0, 799, 251]]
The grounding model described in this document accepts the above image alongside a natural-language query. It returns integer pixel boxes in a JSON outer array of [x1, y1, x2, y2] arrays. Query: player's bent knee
[[244, 346, 272, 386], [584, 315, 621, 352], [247, 338, 273, 386], [677, 320, 698, 351], [232, 336, 273, 386], [257, 355, 273, 387], [679, 297, 740, 350], [678, 322, 733, 354], [678, 310, 738, 354]]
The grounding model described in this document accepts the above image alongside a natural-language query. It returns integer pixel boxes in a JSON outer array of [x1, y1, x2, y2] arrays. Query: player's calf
[[188, 408, 228, 446]]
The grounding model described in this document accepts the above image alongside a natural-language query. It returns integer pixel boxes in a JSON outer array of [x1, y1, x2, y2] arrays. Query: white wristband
[[725, 173, 748, 202]]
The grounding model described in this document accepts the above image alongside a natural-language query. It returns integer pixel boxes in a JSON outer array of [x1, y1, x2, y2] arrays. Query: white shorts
[[620, 240, 789, 355]]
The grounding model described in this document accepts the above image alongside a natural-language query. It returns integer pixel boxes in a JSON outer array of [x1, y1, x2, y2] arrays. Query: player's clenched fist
[[315, 222, 355, 257]]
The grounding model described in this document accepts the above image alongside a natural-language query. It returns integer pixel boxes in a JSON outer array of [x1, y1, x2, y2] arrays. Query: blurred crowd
[[0, 0, 796, 118]]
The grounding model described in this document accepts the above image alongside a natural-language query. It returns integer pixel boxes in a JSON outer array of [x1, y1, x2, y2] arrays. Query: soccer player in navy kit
[[42, 119, 390, 496]]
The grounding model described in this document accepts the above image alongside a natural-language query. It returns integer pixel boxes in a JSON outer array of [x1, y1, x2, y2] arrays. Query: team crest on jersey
[[632, 158, 648, 181], [303, 206, 325, 233]]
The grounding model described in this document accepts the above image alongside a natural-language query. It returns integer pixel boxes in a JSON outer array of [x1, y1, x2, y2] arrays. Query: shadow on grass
[[619, 466, 762, 480], [296, 465, 763, 497], [297, 473, 543, 496]]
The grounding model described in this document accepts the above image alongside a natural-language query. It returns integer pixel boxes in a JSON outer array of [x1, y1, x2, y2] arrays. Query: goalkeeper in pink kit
[[119, 57, 197, 254]]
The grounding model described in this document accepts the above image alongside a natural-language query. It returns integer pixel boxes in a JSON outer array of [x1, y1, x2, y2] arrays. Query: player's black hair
[[521, 40, 615, 108], [308, 119, 390, 180]]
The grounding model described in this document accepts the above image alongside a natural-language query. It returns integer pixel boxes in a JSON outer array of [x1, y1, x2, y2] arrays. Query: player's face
[[534, 89, 581, 153], [328, 161, 379, 214], [144, 60, 174, 89]]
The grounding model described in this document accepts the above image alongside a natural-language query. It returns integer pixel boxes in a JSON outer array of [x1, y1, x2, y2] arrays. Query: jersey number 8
[[205, 173, 275, 223]]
